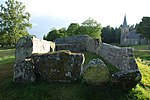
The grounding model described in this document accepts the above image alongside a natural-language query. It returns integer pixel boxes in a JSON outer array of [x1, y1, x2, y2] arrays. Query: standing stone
[[31, 50, 85, 82], [86, 38, 101, 53], [15, 36, 55, 62], [13, 59, 36, 83], [81, 58, 110, 86], [14, 36, 55, 83]]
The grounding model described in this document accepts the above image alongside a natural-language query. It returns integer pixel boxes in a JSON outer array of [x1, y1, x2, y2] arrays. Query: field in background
[[132, 45, 150, 67], [0, 46, 150, 100]]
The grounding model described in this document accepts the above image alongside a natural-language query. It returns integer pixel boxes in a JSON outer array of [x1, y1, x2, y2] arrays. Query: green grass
[[134, 50, 150, 66], [129, 60, 150, 99], [130, 45, 149, 50], [0, 47, 150, 100], [122, 45, 149, 50], [0, 48, 15, 65]]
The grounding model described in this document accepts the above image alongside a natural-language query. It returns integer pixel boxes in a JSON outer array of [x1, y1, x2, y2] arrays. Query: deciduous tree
[[66, 23, 80, 36], [137, 17, 150, 48], [78, 18, 102, 39], [0, 0, 32, 46]]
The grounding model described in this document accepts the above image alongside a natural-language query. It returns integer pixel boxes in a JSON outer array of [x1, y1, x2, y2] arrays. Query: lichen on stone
[[81, 58, 110, 86]]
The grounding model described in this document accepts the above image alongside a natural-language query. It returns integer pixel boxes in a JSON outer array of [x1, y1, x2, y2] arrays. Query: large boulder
[[81, 58, 110, 86], [15, 36, 55, 62], [14, 36, 55, 83], [13, 59, 36, 83], [31, 50, 85, 82], [55, 44, 86, 52], [96, 43, 138, 70], [54, 35, 89, 52], [112, 69, 142, 90], [54, 35, 101, 52]]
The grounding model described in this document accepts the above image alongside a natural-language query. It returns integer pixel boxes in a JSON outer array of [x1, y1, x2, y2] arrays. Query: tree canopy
[[0, 0, 32, 47], [101, 26, 121, 43], [66, 23, 80, 36], [137, 17, 150, 41], [44, 28, 65, 41], [79, 18, 102, 39], [44, 18, 102, 41]]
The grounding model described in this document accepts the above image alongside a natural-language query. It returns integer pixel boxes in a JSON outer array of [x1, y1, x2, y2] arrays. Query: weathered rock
[[54, 35, 90, 44], [112, 70, 142, 90], [15, 36, 55, 62], [31, 50, 85, 82], [13, 59, 36, 83], [55, 44, 86, 52], [81, 58, 110, 86], [86, 38, 101, 53], [14, 36, 55, 83], [54, 35, 101, 52], [96, 43, 138, 70]]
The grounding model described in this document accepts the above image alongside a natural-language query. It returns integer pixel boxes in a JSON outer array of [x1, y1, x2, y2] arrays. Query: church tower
[[120, 15, 129, 45]]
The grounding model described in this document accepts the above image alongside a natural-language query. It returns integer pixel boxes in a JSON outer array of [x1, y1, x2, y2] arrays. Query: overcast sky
[[1, 0, 150, 38]]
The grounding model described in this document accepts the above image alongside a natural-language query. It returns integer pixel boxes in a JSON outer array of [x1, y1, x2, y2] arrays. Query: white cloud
[[4, 0, 147, 38], [21, 0, 149, 26], [1, 0, 150, 27]]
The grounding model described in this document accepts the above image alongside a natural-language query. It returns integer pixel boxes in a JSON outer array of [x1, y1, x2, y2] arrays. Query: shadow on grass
[[0, 77, 143, 100]]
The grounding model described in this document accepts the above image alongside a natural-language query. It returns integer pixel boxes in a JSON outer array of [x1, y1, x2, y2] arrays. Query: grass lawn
[[0, 48, 150, 100], [132, 45, 150, 66], [130, 45, 149, 50]]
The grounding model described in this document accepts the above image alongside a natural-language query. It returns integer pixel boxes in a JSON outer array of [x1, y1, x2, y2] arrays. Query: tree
[[43, 18, 102, 41], [101, 26, 114, 43], [66, 23, 80, 36], [79, 18, 102, 39], [114, 27, 121, 43], [137, 17, 150, 48], [0, 0, 32, 46], [44, 29, 64, 41], [43, 34, 46, 40], [58, 27, 67, 37], [101, 26, 121, 44]]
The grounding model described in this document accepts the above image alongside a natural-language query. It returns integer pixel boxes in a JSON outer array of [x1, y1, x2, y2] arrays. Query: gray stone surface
[[112, 69, 142, 90], [86, 38, 101, 53], [13, 59, 36, 83], [55, 44, 86, 52], [54, 35, 90, 44], [15, 36, 33, 62], [31, 50, 85, 82], [13, 35, 141, 89], [14, 36, 55, 83], [15, 36, 55, 62], [54, 35, 101, 52], [96, 43, 138, 70], [54, 35, 138, 71], [54, 35, 141, 88], [81, 58, 110, 86]]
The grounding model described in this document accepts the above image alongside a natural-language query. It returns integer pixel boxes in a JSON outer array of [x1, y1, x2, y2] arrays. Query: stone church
[[120, 15, 148, 46]]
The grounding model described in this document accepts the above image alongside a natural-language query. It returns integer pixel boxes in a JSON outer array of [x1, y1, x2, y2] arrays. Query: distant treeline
[[43, 19, 121, 44]]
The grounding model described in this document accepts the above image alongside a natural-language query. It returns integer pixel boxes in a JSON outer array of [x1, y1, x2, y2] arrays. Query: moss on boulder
[[81, 58, 110, 86], [31, 50, 85, 82]]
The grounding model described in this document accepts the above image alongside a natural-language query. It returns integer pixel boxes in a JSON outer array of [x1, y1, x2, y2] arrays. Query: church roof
[[122, 32, 140, 39], [123, 15, 127, 27]]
